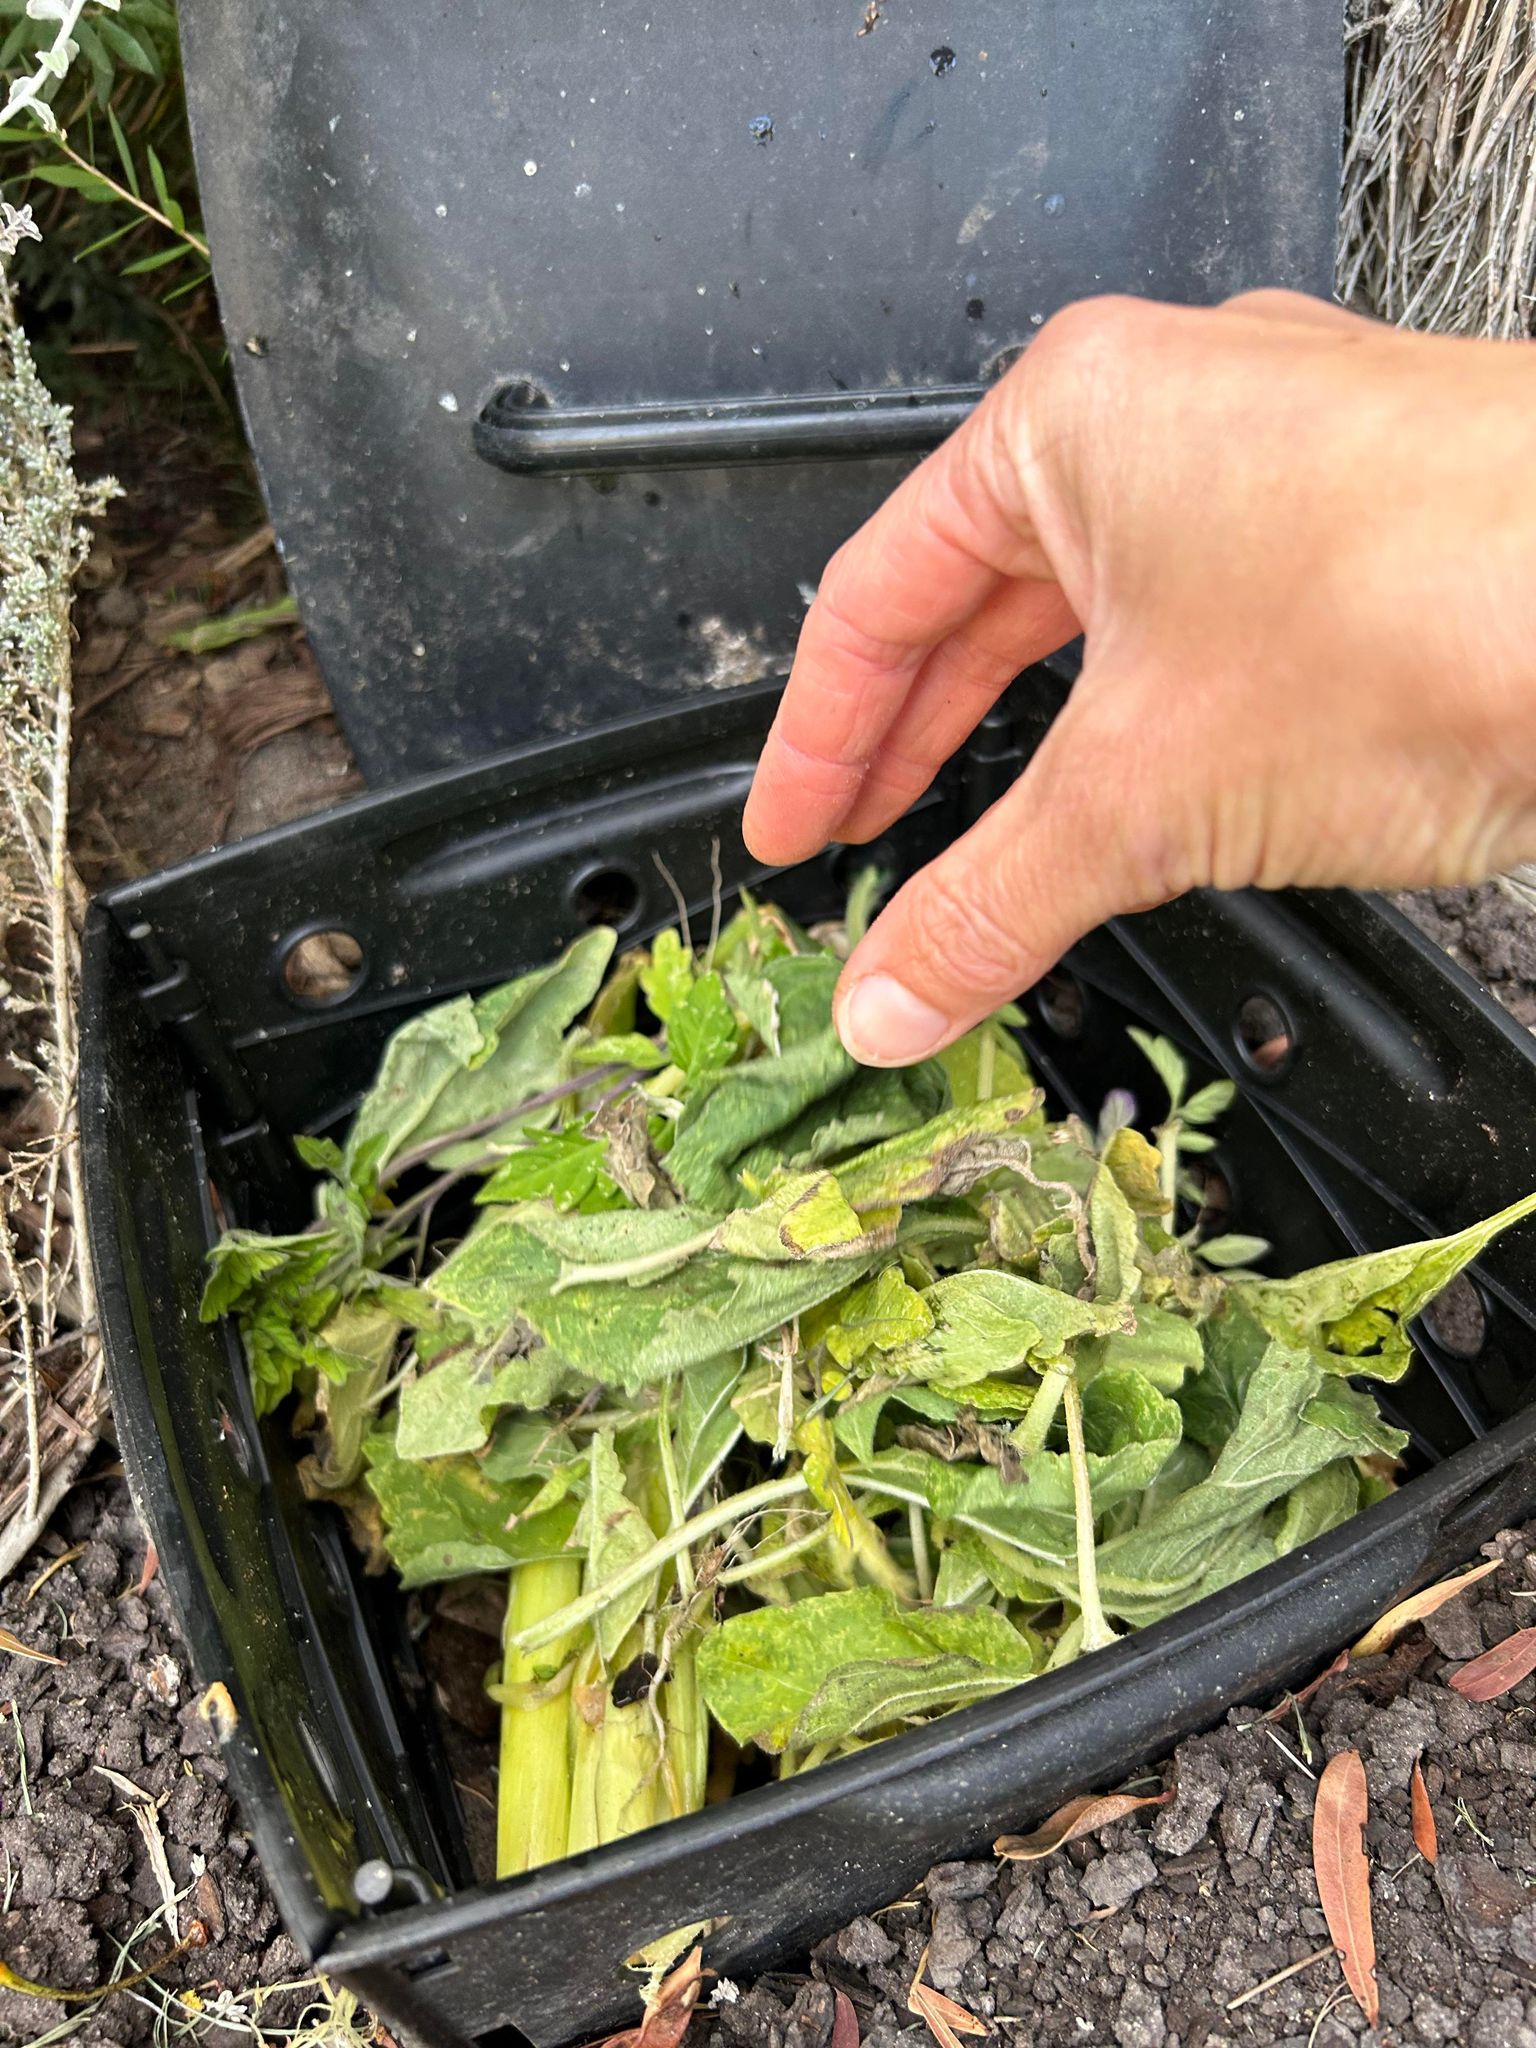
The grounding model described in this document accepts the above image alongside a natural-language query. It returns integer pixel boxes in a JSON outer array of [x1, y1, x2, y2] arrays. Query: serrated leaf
[[476, 1130, 624, 1212], [293, 1133, 344, 1174], [1181, 1079, 1236, 1127], [669, 969, 738, 1077], [1198, 1233, 1272, 1270], [824, 1265, 934, 1369], [639, 928, 694, 1023], [344, 928, 616, 1179], [1128, 1028, 1188, 1113]]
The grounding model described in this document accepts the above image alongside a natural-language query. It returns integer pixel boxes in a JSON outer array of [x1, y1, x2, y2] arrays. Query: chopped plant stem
[[201, 896, 1536, 1881], [1063, 1379, 1117, 1654], [507, 1476, 811, 1656]]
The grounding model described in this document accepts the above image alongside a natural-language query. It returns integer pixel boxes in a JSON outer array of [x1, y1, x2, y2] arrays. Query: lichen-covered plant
[[0, 270, 116, 1574]]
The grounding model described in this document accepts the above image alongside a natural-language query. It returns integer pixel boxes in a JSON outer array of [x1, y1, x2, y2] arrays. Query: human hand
[[742, 291, 1536, 1065]]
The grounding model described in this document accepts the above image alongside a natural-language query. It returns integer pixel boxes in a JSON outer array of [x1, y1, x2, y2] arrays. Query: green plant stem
[[52, 134, 210, 257], [506, 1474, 811, 1656], [1062, 1377, 1118, 1654], [1157, 1119, 1181, 1215], [908, 1501, 934, 1602], [660, 1633, 709, 1819], [714, 1520, 830, 1586], [1015, 1363, 1069, 1455], [496, 1556, 582, 1878]]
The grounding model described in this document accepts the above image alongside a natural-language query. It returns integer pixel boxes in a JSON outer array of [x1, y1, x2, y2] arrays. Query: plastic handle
[[472, 378, 982, 476]]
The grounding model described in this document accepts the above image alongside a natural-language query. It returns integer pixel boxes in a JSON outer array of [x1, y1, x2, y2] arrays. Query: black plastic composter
[[80, 9, 1536, 2048]]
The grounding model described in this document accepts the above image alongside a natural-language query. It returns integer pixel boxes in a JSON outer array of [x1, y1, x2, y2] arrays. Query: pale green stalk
[[1062, 1378, 1118, 1654], [908, 1501, 934, 1602], [505, 1474, 811, 1655], [497, 1555, 582, 1878], [1014, 1362, 1070, 1456], [551, 1225, 717, 1294]]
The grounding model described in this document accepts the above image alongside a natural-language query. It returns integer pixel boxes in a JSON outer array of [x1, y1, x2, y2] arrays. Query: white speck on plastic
[[1234, 108, 1245, 121], [328, 114, 339, 133], [710, 1982, 741, 2009], [435, 202, 447, 218], [406, 328, 417, 343], [559, 357, 571, 372], [524, 159, 538, 176], [575, 181, 592, 197], [704, 325, 714, 336], [438, 392, 459, 413], [615, 201, 625, 213], [411, 643, 426, 658], [696, 284, 707, 296]]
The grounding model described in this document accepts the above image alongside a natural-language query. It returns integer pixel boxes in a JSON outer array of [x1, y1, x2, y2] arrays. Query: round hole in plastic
[[279, 928, 366, 1007], [1036, 968, 1087, 1040], [571, 865, 642, 931], [1234, 990, 1295, 1077], [1421, 1273, 1488, 1359]]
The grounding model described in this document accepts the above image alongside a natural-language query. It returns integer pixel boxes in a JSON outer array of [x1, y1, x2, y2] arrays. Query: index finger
[[742, 389, 1056, 866]]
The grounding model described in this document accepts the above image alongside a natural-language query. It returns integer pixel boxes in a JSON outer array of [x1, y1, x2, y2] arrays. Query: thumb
[[834, 685, 1184, 1066]]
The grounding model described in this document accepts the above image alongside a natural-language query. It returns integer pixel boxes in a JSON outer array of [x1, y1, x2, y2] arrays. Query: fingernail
[[838, 975, 951, 1066]]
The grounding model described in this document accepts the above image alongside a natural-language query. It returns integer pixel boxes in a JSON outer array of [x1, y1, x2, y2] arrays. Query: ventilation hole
[[279, 928, 365, 1006], [1235, 992, 1295, 1076], [572, 866, 642, 930], [1036, 968, 1087, 1040], [1421, 1273, 1488, 1359]]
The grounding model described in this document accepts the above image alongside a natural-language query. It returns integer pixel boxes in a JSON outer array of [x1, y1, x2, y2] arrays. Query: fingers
[[832, 573, 1079, 846], [832, 677, 1186, 1065], [742, 389, 1062, 867]]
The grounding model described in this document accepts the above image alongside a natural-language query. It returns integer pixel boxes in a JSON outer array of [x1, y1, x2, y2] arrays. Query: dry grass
[[1341, 0, 1536, 338]]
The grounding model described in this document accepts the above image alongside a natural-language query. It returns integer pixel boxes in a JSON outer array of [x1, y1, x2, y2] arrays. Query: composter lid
[[184, 1, 1340, 783]]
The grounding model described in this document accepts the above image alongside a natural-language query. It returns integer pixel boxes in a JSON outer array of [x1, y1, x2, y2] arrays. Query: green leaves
[[824, 1267, 935, 1370], [882, 1269, 1133, 1387], [476, 1131, 626, 1212], [696, 1585, 1040, 1753], [344, 928, 616, 1178], [364, 1429, 580, 1588], [1234, 1191, 1536, 1382], [669, 971, 739, 1077]]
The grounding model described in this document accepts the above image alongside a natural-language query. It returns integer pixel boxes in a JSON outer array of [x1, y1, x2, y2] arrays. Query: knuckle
[[1027, 293, 1149, 393]]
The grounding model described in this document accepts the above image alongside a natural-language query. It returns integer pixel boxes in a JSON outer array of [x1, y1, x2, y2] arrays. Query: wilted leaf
[[1079, 1302, 1205, 1395], [825, 1265, 935, 1369], [1312, 1748, 1377, 2025], [673, 1351, 745, 1509], [714, 1172, 873, 1261], [882, 1268, 1133, 1387], [1235, 1191, 1536, 1384], [395, 1345, 580, 1459], [1351, 1559, 1500, 1659], [994, 1787, 1169, 1861], [1447, 1625, 1536, 1703], [696, 1585, 1038, 1753], [1411, 1758, 1437, 1865], [576, 1434, 661, 1665], [364, 1429, 579, 1588], [1269, 1462, 1362, 1557]]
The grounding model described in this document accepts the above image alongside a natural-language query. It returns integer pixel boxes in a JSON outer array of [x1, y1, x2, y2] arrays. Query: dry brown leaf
[[0, 1627, 63, 1667], [584, 1943, 707, 2048], [25, 1544, 84, 1600], [1351, 1559, 1499, 1659], [1448, 1625, 1536, 1702], [831, 1988, 860, 2048], [1410, 1757, 1438, 1865], [133, 1542, 159, 1598], [1313, 1749, 1378, 2026], [908, 1984, 989, 2048], [994, 1788, 1169, 1862]]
